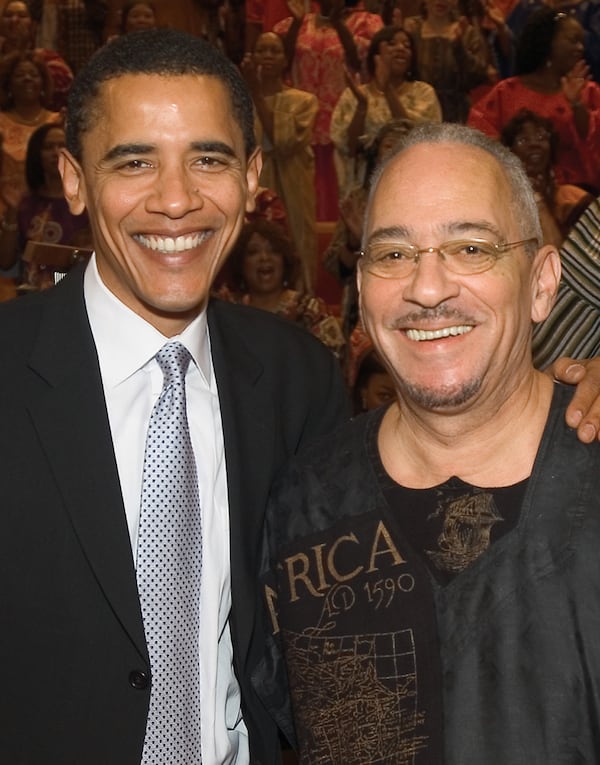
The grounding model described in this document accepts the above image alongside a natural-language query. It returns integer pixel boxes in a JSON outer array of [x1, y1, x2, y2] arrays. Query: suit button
[[129, 670, 149, 690]]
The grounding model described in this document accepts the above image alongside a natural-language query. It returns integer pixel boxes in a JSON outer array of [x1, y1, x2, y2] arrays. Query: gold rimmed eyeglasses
[[359, 238, 539, 279]]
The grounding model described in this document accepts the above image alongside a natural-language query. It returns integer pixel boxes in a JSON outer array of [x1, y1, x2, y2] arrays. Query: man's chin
[[400, 378, 482, 410]]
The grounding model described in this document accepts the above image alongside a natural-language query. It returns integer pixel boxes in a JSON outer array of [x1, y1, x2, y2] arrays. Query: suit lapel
[[26, 269, 148, 661], [208, 301, 275, 659]]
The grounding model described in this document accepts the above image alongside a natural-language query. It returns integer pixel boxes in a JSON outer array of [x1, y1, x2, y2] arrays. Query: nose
[[401, 249, 461, 307], [146, 164, 202, 218]]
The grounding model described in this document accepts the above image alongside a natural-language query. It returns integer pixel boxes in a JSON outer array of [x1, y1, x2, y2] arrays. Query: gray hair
[[364, 122, 543, 247]]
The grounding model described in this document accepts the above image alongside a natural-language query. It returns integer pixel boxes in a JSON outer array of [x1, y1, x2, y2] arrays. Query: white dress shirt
[[84, 255, 249, 764]]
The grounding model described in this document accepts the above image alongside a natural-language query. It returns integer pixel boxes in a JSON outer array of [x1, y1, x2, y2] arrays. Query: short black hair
[[65, 28, 256, 161], [25, 121, 64, 192]]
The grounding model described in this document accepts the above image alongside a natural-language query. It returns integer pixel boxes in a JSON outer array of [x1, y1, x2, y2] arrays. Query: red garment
[[246, 187, 289, 231], [273, 8, 381, 220], [314, 143, 339, 221], [274, 11, 382, 145], [468, 77, 600, 192], [245, 0, 290, 31], [39, 48, 74, 111]]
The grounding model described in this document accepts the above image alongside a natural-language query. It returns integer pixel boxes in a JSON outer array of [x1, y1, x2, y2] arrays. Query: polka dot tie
[[137, 341, 202, 763]]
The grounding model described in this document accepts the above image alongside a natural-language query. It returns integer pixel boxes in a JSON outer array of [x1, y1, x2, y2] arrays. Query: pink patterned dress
[[274, 9, 382, 219]]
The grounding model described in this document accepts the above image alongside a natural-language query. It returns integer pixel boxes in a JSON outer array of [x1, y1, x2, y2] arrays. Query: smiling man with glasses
[[259, 123, 600, 763]]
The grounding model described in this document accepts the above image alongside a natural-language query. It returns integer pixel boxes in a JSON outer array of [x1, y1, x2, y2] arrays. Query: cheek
[[242, 257, 255, 278], [360, 279, 398, 319], [85, 198, 129, 249], [201, 177, 247, 217], [91, 184, 141, 228], [483, 278, 532, 336]]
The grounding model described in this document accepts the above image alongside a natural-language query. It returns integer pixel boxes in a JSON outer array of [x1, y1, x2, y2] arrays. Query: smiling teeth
[[406, 325, 473, 341], [135, 233, 205, 253]]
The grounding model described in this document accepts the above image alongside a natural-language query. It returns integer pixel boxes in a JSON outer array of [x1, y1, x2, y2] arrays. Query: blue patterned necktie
[[137, 341, 202, 763]]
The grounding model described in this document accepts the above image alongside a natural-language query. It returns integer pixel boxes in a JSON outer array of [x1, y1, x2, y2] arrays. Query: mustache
[[389, 305, 476, 329]]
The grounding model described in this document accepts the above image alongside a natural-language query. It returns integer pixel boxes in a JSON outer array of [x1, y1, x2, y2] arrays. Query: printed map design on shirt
[[284, 609, 428, 763]]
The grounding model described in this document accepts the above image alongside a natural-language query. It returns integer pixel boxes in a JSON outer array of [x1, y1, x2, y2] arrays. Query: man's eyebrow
[[102, 143, 155, 162], [367, 225, 412, 243], [102, 141, 238, 163], [366, 220, 504, 246], [189, 141, 236, 157], [445, 220, 502, 238]]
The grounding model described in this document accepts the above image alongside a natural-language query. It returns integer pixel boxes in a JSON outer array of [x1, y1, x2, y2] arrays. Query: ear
[[58, 149, 87, 216], [245, 147, 263, 214], [531, 244, 561, 324]]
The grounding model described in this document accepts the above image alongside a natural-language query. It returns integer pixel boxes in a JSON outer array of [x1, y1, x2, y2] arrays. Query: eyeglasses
[[359, 238, 538, 279]]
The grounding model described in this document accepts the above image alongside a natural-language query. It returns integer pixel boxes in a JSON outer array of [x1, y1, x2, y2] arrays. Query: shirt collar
[[83, 253, 212, 389]]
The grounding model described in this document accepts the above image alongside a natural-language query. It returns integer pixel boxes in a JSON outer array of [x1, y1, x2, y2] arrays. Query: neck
[[40, 175, 64, 198], [389, 71, 407, 87], [378, 368, 553, 489], [424, 15, 453, 33], [259, 75, 283, 96], [1, 37, 27, 53], [11, 102, 45, 123], [522, 67, 562, 93], [373, 73, 407, 92], [248, 288, 286, 311]]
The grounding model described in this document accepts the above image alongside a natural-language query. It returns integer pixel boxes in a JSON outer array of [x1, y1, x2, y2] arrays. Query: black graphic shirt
[[377, 477, 527, 587], [263, 387, 600, 765], [271, 509, 443, 764], [267, 409, 528, 763]]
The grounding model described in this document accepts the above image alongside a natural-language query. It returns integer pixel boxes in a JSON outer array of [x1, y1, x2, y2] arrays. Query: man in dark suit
[[0, 29, 348, 764]]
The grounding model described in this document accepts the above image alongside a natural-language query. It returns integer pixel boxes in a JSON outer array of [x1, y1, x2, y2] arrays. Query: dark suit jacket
[[0, 265, 349, 765]]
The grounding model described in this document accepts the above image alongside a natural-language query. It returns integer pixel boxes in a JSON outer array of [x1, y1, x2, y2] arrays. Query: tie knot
[[155, 341, 192, 388]]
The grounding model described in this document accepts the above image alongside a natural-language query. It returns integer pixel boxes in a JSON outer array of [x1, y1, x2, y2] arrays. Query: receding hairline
[[370, 141, 513, 211], [365, 126, 543, 246]]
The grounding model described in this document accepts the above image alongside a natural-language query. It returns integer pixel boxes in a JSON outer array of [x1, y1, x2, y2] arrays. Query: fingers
[[565, 59, 589, 82], [343, 64, 357, 89], [550, 357, 600, 443]]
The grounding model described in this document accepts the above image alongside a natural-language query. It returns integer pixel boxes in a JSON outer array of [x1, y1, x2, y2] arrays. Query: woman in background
[[0, 0, 73, 110], [274, 0, 382, 220], [217, 219, 345, 360], [0, 51, 60, 231], [501, 108, 593, 247], [119, 1, 157, 33], [468, 7, 600, 193], [0, 122, 91, 286], [331, 25, 441, 195], [404, 0, 487, 122], [242, 31, 318, 291]]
